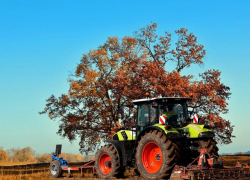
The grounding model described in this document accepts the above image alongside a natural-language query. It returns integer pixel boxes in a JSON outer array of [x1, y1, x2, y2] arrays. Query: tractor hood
[[183, 124, 214, 138]]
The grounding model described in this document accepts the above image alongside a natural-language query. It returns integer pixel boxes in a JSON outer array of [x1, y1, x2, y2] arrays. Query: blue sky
[[0, 0, 249, 155]]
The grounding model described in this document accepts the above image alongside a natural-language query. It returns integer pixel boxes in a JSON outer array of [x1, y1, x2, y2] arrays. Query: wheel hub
[[155, 153, 161, 161], [142, 142, 163, 173], [51, 165, 57, 175], [99, 153, 112, 174]]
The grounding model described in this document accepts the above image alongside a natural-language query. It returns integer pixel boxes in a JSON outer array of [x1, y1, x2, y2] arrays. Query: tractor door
[[136, 103, 157, 137], [136, 103, 149, 137]]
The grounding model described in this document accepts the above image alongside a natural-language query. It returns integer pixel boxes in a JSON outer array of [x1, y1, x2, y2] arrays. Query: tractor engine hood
[[183, 124, 214, 138]]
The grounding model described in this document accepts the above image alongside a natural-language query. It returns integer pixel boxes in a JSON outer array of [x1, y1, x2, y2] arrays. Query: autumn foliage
[[40, 23, 233, 154], [0, 147, 8, 162], [0, 146, 85, 163]]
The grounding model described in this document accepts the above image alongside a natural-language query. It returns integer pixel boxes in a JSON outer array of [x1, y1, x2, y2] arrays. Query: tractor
[[95, 97, 218, 180]]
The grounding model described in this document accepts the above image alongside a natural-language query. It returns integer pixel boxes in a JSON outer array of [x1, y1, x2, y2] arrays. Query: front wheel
[[95, 144, 123, 179], [135, 130, 179, 180], [49, 160, 63, 178]]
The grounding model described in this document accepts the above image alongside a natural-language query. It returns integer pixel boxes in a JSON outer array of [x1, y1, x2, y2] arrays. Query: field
[[0, 170, 139, 180], [221, 155, 250, 168], [0, 155, 250, 180]]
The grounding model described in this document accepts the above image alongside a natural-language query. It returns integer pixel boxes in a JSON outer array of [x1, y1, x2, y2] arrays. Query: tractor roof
[[132, 97, 192, 105]]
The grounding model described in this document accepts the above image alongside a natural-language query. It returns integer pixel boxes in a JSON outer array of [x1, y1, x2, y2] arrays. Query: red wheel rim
[[142, 142, 162, 173], [99, 153, 111, 174]]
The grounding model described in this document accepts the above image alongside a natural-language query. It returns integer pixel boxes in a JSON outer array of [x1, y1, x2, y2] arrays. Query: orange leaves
[[49, 112, 53, 119], [108, 36, 119, 44], [181, 50, 187, 55], [122, 37, 137, 46], [71, 81, 81, 90], [75, 63, 85, 76], [175, 28, 188, 36], [85, 69, 99, 80], [91, 48, 107, 57]]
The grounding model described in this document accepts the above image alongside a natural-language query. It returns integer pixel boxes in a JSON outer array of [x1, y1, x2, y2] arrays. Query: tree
[[0, 147, 8, 162], [36, 153, 51, 163], [237, 152, 244, 155], [7, 147, 36, 162], [6, 148, 18, 162], [76, 154, 84, 162], [40, 22, 233, 154]]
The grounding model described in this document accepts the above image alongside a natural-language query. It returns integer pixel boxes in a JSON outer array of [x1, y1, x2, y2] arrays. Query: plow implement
[[187, 169, 248, 179], [61, 160, 96, 177], [170, 149, 250, 180], [171, 166, 250, 179]]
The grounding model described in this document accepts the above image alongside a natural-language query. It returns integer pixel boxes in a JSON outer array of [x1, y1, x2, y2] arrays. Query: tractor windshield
[[159, 103, 188, 127], [136, 101, 189, 135]]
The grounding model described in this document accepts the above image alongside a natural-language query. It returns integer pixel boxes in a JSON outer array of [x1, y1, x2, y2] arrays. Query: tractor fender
[[136, 126, 181, 145]]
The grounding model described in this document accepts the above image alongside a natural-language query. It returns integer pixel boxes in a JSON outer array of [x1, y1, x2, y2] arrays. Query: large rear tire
[[95, 144, 123, 179], [135, 130, 179, 180], [198, 138, 219, 156], [179, 138, 219, 166], [49, 160, 63, 178]]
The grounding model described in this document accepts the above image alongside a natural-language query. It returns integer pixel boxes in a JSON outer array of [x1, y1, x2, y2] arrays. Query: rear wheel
[[95, 144, 123, 179], [199, 139, 219, 156], [49, 160, 63, 178], [179, 138, 219, 166], [135, 130, 179, 180]]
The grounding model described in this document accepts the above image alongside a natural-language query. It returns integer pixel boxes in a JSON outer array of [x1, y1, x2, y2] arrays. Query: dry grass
[[0, 162, 35, 166], [0, 169, 140, 180], [221, 155, 250, 167], [0, 172, 139, 180], [0, 172, 50, 180]]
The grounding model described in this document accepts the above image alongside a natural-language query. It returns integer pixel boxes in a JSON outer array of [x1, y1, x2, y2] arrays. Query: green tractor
[[95, 97, 218, 179]]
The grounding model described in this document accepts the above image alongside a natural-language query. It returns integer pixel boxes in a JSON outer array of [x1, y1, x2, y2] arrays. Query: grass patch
[[0, 172, 50, 180], [0, 162, 35, 166], [221, 155, 250, 167]]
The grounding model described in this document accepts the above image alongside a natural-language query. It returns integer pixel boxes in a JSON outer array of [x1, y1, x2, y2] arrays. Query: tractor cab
[[133, 97, 192, 136]]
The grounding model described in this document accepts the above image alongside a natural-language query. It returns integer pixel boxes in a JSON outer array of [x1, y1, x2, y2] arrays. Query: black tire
[[95, 144, 123, 179], [179, 139, 219, 166], [198, 138, 219, 156], [49, 160, 63, 178], [134, 164, 140, 176], [135, 130, 179, 180]]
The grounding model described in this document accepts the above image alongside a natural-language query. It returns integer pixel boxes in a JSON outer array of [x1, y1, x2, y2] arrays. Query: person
[[149, 106, 157, 125], [163, 104, 175, 118], [162, 104, 176, 126]]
